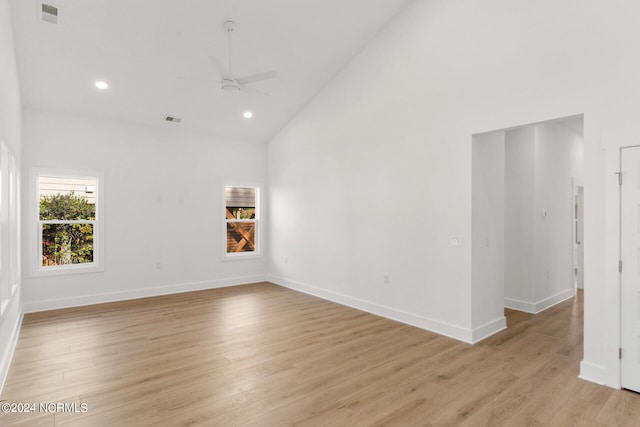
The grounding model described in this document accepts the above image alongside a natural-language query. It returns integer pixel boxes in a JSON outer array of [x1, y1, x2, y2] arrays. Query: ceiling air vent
[[41, 3, 58, 24], [165, 116, 182, 123]]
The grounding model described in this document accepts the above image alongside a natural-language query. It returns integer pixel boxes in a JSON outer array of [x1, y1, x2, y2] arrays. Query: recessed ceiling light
[[243, 111, 253, 119], [95, 81, 109, 90]]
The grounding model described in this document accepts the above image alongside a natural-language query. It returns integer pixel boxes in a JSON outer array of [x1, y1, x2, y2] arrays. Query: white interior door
[[621, 146, 640, 392]]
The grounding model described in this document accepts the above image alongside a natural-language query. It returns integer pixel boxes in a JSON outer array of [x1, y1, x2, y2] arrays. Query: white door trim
[[602, 128, 640, 389], [618, 145, 640, 391]]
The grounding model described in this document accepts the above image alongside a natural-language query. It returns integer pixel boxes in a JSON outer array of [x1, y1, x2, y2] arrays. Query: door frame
[[617, 144, 640, 391], [573, 184, 584, 290], [600, 130, 640, 389]]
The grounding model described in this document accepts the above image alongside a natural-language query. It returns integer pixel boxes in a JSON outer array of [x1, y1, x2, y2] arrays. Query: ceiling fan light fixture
[[221, 79, 240, 92], [223, 21, 237, 32]]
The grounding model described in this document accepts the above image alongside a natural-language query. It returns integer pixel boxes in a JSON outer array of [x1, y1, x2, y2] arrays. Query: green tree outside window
[[40, 193, 95, 266]]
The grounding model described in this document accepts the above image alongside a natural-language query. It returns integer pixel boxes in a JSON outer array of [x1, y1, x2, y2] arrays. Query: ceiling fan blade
[[236, 70, 278, 85], [240, 84, 268, 97], [208, 56, 228, 78], [177, 76, 221, 84]]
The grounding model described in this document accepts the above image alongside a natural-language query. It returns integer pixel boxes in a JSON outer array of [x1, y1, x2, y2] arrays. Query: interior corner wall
[[471, 131, 506, 342], [0, 1, 20, 157], [267, 0, 640, 374], [20, 108, 267, 312], [504, 126, 536, 310], [0, 0, 22, 394]]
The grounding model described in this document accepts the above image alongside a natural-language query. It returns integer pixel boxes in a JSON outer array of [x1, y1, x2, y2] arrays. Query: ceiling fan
[[207, 20, 278, 94]]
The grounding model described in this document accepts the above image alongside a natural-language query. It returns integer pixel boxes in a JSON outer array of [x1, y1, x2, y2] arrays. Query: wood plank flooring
[[0, 283, 638, 426]]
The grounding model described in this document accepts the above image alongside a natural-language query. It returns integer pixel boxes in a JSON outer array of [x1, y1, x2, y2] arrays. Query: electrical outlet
[[450, 235, 463, 247], [383, 275, 390, 284]]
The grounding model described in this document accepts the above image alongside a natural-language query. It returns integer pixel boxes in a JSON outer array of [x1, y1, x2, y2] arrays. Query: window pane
[[39, 176, 96, 220], [227, 207, 256, 219], [226, 222, 255, 253], [225, 187, 255, 208], [42, 223, 94, 266]]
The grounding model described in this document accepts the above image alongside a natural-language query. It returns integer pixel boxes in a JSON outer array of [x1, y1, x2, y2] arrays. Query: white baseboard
[[535, 288, 576, 313], [505, 288, 575, 314], [471, 316, 507, 343], [0, 308, 23, 396], [23, 274, 268, 313], [268, 274, 477, 344], [504, 298, 536, 313], [579, 360, 608, 386]]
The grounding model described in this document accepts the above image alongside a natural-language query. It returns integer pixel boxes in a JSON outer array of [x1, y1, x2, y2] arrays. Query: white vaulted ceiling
[[9, 0, 411, 142]]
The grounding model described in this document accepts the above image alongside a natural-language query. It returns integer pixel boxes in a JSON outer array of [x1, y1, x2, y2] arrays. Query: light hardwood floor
[[0, 283, 638, 426]]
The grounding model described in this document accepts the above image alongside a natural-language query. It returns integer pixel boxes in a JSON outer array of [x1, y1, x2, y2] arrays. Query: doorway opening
[[471, 114, 584, 336]]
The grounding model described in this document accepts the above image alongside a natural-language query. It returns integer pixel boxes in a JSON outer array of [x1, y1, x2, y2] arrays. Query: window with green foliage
[[38, 175, 98, 268]]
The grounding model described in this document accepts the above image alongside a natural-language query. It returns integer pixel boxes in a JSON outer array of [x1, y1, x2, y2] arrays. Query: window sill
[[223, 252, 263, 261], [30, 263, 104, 278]]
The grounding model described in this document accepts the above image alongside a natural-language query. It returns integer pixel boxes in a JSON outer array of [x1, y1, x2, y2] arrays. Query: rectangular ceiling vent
[[165, 116, 182, 123], [41, 3, 58, 24]]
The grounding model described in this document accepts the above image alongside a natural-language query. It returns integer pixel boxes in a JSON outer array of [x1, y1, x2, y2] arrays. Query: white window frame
[[29, 168, 105, 276], [0, 143, 8, 315], [223, 185, 261, 260], [8, 151, 19, 297], [0, 142, 21, 319]]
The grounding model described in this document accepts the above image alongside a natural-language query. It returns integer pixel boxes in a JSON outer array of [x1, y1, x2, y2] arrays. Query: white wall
[[267, 0, 640, 381], [504, 118, 583, 313], [504, 126, 536, 307], [0, 0, 22, 393], [0, 1, 20, 156], [21, 108, 267, 312], [533, 119, 583, 306], [471, 131, 506, 341]]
